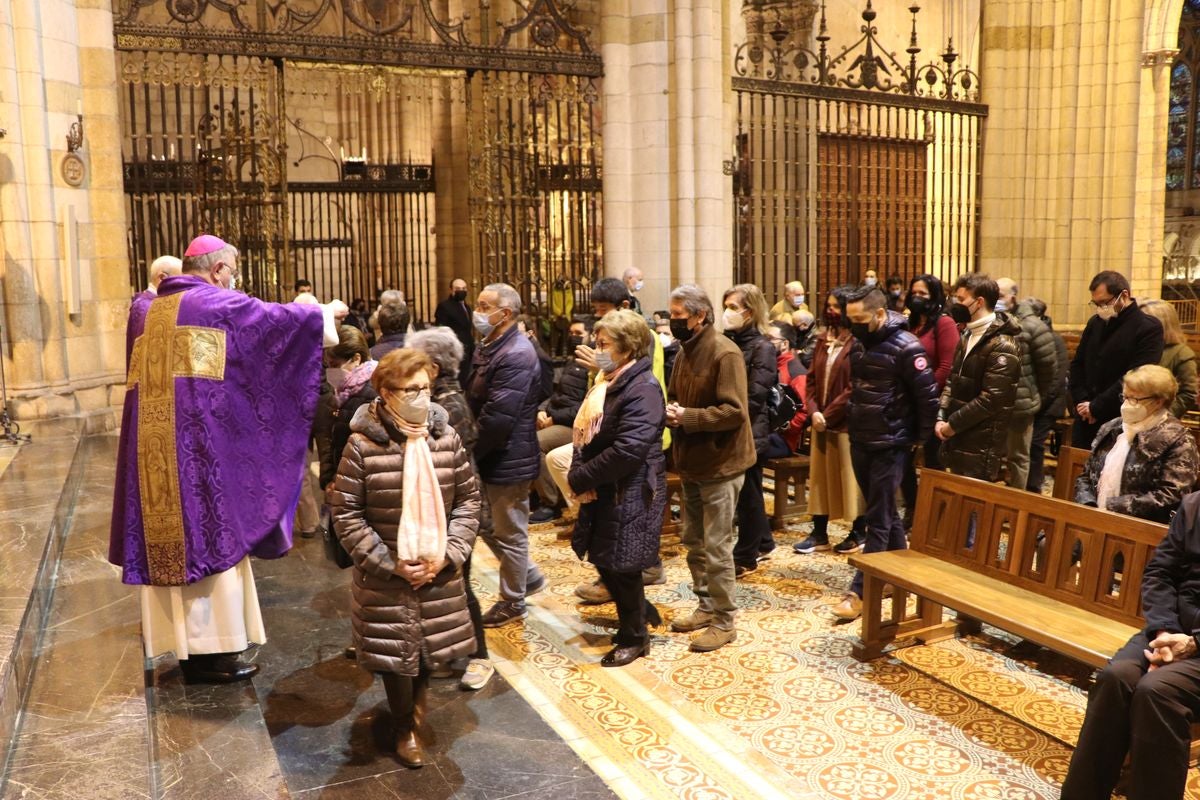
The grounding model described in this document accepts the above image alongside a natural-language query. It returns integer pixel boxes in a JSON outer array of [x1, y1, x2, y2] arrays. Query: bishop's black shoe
[[179, 653, 259, 684], [600, 641, 649, 668]]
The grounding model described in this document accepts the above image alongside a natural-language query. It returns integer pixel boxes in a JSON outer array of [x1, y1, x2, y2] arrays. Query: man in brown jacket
[[665, 284, 757, 652]]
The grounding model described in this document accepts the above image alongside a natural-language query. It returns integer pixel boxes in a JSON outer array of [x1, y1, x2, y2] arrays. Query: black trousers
[[1061, 631, 1200, 800], [1025, 409, 1057, 492], [733, 461, 775, 567], [849, 444, 907, 597], [596, 567, 658, 647], [1072, 415, 1102, 450], [900, 435, 943, 512], [461, 554, 487, 659]]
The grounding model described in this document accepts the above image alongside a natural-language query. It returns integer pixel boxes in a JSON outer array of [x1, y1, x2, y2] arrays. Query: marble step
[[0, 419, 87, 787]]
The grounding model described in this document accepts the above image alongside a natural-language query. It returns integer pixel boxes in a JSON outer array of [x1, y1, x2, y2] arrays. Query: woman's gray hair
[[405, 326, 464, 375], [670, 284, 714, 323], [484, 282, 522, 313]]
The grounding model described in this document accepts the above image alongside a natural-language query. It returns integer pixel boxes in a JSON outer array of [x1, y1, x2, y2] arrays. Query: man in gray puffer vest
[[997, 278, 1057, 490]]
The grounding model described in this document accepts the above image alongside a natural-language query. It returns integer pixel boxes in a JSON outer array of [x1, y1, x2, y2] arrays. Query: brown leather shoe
[[832, 593, 863, 621], [670, 609, 715, 633], [395, 727, 425, 768]]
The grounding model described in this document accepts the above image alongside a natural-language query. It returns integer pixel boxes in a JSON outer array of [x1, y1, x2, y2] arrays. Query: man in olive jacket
[[997, 278, 1057, 490], [665, 284, 756, 653], [936, 274, 1022, 482]]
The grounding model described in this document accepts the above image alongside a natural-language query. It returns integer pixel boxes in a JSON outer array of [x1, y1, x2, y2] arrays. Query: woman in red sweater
[[900, 274, 959, 524]]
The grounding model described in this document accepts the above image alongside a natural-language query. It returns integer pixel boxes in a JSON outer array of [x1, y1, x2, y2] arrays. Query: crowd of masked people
[[297, 269, 1200, 788]]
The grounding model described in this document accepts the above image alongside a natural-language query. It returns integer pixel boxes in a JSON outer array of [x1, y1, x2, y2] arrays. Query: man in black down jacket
[[834, 286, 938, 621], [1061, 492, 1200, 800], [466, 283, 546, 627], [1069, 270, 1164, 448], [936, 274, 1022, 482], [531, 317, 593, 523]]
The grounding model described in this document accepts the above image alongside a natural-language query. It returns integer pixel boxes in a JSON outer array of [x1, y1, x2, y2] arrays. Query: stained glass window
[[1170, 62, 1191, 191]]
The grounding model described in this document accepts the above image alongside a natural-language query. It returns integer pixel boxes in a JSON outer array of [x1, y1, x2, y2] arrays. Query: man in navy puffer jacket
[[466, 283, 546, 627], [834, 286, 939, 621]]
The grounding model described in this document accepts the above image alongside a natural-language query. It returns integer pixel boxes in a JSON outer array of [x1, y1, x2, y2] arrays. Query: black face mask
[[906, 295, 928, 316], [670, 318, 696, 343], [824, 310, 842, 328], [568, 335, 584, 348], [849, 321, 874, 342], [948, 302, 973, 325], [889, 289, 902, 299], [453, 290, 467, 302]]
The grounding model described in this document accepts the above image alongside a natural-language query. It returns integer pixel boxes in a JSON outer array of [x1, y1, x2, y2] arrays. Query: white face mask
[[473, 309, 500, 336], [326, 366, 348, 391], [864, 277, 877, 287], [794, 294, 806, 307], [1120, 401, 1149, 427], [658, 332, 674, 348], [1096, 300, 1120, 321], [722, 308, 746, 331], [387, 391, 431, 426], [633, 280, 644, 293]]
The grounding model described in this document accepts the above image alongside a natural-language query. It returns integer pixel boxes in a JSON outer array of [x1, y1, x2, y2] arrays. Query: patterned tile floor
[[469, 516, 1200, 800]]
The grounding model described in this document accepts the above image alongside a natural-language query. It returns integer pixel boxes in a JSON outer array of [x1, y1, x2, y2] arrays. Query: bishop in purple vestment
[[110, 235, 339, 683]]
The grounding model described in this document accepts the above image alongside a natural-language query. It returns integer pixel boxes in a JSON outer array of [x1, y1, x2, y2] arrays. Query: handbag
[[321, 505, 353, 569]]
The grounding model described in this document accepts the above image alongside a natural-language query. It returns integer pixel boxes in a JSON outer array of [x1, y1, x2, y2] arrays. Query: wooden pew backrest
[[911, 469, 1168, 628], [1052, 446, 1090, 501]]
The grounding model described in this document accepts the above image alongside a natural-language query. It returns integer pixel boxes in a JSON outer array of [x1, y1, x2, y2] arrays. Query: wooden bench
[[1051, 445, 1090, 501], [763, 455, 809, 529], [849, 469, 1167, 668]]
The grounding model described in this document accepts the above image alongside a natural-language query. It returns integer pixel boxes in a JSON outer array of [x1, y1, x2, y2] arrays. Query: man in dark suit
[[1069, 270, 1164, 448], [435, 277, 474, 384]]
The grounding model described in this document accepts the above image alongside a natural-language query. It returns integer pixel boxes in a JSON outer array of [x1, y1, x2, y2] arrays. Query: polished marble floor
[[5, 434, 1196, 799]]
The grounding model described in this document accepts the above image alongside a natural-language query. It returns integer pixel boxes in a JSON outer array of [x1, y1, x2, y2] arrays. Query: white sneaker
[[460, 658, 495, 691]]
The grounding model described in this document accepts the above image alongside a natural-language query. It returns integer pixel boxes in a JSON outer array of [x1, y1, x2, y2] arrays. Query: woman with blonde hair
[[1141, 299, 1197, 417], [722, 283, 779, 575], [566, 309, 666, 667], [329, 348, 480, 766], [1074, 364, 1199, 523]]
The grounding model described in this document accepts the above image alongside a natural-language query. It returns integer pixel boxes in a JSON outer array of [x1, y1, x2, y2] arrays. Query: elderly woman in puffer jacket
[[567, 310, 666, 668], [1075, 364, 1199, 523], [330, 348, 480, 768]]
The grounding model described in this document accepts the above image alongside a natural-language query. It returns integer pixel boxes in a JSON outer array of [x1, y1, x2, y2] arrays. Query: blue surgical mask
[[595, 351, 616, 374], [995, 299, 1008, 313], [473, 310, 497, 336]]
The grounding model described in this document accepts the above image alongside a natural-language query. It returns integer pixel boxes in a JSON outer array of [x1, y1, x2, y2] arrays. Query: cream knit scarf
[[388, 407, 447, 564]]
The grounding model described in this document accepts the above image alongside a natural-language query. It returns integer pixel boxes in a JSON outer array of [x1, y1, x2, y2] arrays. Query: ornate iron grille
[[468, 70, 602, 355], [731, 1, 985, 304], [116, 0, 602, 332]]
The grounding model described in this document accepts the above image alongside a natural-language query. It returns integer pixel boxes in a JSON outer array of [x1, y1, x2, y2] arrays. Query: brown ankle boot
[[381, 673, 425, 767], [394, 725, 425, 768]]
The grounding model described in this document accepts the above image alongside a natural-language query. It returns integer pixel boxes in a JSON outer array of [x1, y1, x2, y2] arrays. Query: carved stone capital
[[1142, 48, 1180, 67]]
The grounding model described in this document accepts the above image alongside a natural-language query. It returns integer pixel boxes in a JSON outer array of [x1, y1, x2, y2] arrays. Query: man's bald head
[[997, 277, 1018, 306], [149, 255, 182, 289]]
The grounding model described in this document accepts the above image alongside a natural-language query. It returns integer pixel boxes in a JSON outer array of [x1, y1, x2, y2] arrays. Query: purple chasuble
[[109, 274, 325, 586]]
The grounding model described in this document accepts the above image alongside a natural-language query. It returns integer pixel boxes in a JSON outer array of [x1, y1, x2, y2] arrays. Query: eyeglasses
[[1088, 296, 1120, 310], [1118, 393, 1154, 405], [392, 386, 431, 400]]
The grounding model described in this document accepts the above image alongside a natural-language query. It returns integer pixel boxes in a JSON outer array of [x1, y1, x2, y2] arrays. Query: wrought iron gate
[[732, 3, 985, 304], [467, 69, 602, 348], [115, 0, 602, 327]]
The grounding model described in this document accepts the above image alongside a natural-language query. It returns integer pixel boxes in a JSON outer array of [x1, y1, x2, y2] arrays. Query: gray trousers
[[534, 425, 573, 506], [679, 474, 744, 629], [481, 481, 544, 602], [1004, 415, 1034, 490]]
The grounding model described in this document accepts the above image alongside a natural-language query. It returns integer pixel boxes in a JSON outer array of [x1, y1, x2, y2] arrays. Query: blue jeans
[[848, 444, 908, 597]]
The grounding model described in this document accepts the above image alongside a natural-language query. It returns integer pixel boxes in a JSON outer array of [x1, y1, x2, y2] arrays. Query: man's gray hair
[[183, 245, 237, 274], [622, 267, 642, 280], [670, 284, 714, 323], [484, 283, 522, 313], [379, 289, 405, 308], [406, 326, 465, 375]]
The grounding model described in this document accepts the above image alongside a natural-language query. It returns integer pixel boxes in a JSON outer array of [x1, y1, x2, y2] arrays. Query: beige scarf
[[388, 406, 447, 564], [570, 360, 634, 504]]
